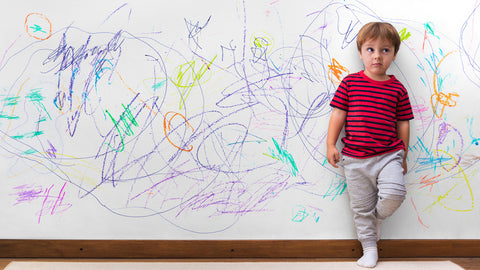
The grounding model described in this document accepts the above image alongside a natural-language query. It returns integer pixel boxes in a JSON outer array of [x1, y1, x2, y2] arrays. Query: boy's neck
[[363, 70, 391, 81]]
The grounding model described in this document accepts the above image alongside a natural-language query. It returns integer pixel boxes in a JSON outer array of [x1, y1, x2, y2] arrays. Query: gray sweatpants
[[343, 150, 407, 249]]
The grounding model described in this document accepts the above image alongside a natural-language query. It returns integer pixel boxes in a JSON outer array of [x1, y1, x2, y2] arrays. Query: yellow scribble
[[8, 152, 102, 189], [170, 56, 216, 110], [423, 150, 474, 212]]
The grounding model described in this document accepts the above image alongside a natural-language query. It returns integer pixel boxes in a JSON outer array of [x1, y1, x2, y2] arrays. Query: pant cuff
[[361, 240, 377, 249]]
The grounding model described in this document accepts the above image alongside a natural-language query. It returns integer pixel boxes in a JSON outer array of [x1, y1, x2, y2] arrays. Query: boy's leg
[[374, 150, 406, 242], [344, 150, 407, 268], [376, 150, 407, 221], [343, 156, 379, 267]]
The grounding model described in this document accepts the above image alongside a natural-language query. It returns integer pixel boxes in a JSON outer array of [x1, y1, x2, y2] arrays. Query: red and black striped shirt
[[330, 71, 414, 158]]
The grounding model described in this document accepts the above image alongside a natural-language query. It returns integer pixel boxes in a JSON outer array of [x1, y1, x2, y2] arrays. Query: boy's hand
[[327, 146, 340, 168], [402, 157, 408, 175]]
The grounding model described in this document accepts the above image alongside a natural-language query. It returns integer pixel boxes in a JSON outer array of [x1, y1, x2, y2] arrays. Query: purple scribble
[[10, 183, 72, 224], [10, 184, 43, 205]]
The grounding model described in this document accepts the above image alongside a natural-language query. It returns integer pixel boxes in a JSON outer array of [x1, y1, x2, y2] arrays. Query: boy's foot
[[357, 246, 378, 268]]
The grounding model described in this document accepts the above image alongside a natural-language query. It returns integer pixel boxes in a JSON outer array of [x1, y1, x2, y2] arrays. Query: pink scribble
[[0, 34, 22, 68], [37, 182, 71, 224], [9, 182, 72, 223]]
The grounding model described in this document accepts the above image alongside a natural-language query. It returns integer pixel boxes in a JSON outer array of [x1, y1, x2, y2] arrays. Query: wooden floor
[[1, 258, 479, 270]]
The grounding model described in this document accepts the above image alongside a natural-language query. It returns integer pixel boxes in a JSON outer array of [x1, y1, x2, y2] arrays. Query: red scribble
[[411, 197, 429, 229], [422, 29, 427, 51], [419, 174, 441, 192]]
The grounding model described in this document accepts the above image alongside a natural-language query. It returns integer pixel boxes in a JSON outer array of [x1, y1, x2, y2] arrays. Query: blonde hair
[[356, 22, 401, 55]]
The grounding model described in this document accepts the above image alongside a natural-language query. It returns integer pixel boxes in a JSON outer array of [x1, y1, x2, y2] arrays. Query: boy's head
[[356, 22, 401, 56]]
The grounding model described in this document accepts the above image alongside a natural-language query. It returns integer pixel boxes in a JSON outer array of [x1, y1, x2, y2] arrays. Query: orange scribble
[[116, 71, 158, 115], [55, 86, 84, 114], [163, 111, 194, 152], [24, 13, 52, 40], [431, 51, 459, 118], [328, 58, 349, 85], [422, 29, 428, 51]]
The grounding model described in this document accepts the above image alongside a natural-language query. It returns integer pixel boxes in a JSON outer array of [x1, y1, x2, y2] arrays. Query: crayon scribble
[[0, 0, 478, 237]]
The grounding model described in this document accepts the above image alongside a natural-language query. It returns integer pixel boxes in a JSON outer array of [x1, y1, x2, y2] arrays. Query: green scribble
[[323, 178, 347, 201], [424, 22, 439, 38], [26, 88, 52, 120], [30, 24, 46, 33], [0, 113, 19, 119], [171, 55, 217, 110], [265, 138, 298, 176], [253, 36, 270, 49], [105, 103, 139, 152], [27, 131, 44, 138], [399, 28, 411, 41], [22, 149, 37, 155], [2, 96, 19, 106], [291, 205, 309, 222], [25, 89, 43, 102], [152, 79, 167, 90], [36, 116, 47, 123], [12, 131, 44, 140], [262, 153, 279, 160]]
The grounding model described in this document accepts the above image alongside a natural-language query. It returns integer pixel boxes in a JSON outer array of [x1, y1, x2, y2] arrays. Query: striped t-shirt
[[330, 70, 414, 158]]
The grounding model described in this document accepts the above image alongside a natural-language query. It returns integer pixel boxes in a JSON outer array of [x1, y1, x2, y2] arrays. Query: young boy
[[327, 22, 414, 268]]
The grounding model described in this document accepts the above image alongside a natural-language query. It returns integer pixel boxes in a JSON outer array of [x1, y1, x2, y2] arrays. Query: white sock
[[357, 246, 378, 268]]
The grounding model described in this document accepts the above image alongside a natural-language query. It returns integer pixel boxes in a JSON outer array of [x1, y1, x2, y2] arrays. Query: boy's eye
[[367, 48, 373, 52], [382, 48, 390, 53]]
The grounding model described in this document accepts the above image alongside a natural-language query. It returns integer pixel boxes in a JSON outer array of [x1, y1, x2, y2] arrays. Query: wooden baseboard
[[0, 240, 478, 258]]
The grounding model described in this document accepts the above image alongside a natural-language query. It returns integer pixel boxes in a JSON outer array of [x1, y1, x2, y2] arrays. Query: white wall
[[0, 0, 478, 239]]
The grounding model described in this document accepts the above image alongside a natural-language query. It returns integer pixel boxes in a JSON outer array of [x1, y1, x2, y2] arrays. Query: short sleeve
[[396, 90, 414, 120], [330, 79, 349, 111]]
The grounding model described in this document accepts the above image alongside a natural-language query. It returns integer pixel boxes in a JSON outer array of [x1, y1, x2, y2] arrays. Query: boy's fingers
[[334, 153, 340, 163], [328, 154, 339, 168]]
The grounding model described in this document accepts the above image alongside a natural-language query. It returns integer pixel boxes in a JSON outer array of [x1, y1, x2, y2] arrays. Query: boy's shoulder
[[343, 71, 363, 80], [340, 71, 363, 85]]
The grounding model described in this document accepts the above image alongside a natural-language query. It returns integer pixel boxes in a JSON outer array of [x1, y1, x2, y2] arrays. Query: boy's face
[[359, 38, 396, 81]]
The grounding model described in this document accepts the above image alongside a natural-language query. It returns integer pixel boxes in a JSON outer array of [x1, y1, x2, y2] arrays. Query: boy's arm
[[327, 108, 347, 168], [397, 120, 410, 174]]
